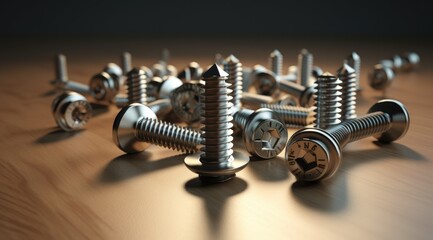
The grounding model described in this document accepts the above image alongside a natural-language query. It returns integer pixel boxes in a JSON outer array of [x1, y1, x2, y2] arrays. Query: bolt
[[113, 103, 202, 154], [52, 91, 92, 131], [184, 64, 249, 183], [233, 108, 288, 159], [344, 52, 361, 92], [248, 65, 279, 98], [214, 53, 225, 66], [314, 72, 342, 129], [152, 49, 177, 77], [297, 49, 313, 87], [121, 51, 132, 75], [337, 63, 357, 121], [241, 92, 274, 109], [88, 63, 123, 104], [286, 99, 410, 181], [269, 49, 283, 77], [224, 54, 243, 113], [178, 62, 203, 81], [368, 64, 395, 97], [51, 54, 90, 94], [147, 98, 173, 119], [287, 65, 323, 79], [401, 52, 420, 71], [147, 75, 183, 101], [170, 80, 201, 123], [259, 104, 313, 127], [279, 79, 316, 107], [124, 67, 147, 105]]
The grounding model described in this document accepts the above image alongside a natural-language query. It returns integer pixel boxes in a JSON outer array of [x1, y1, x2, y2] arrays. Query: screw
[[51, 54, 90, 94], [279, 79, 316, 107], [248, 65, 279, 98], [178, 62, 204, 81], [113, 103, 202, 154], [286, 99, 410, 181], [297, 49, 313, 87], [147, 98, 173, 119], [368, 64, 395, 97], [233, 108, 288, 159], [184, 64, 249, 183], [344, 52, 361, 92], [214, 53, 225, 66], [147, 75, 183, 100], [401, 52, 420, 71], [52, 91, 92, 131], [124, 67, 148, 105], [89, 64, 123, 104], [224, 55, 243, 113], [241, 92, 274, 109], [287, 65, 323, 80], [121, 51, 132, 75], [269, 49, 283, 77], [259, 104, 313, 127], [152, 49, 178, 77], [337, 63, 357, 121], [314, 72, 342, 129], [170, 80, 201, 123]]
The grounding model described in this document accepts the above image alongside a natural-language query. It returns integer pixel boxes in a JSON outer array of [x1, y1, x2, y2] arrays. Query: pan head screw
[[369, 64, 395, 91], [52, 91, 92, 131], [249, 65, 279, 98]]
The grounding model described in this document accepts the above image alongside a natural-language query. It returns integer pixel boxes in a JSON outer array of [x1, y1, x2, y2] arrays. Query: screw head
[[286, 128, 341, 181], [369, 64, 395, 90], [243, 108, 288, 159], [249, 65, 279, 98], [159, 76, 183, 99], [367, 99, 410, 143], [300, 85, 315, 107], [170, 81, 201, 123], [52, 91, 92, 131], [112, 103, 157, 153], [89, 72, 118, 102]]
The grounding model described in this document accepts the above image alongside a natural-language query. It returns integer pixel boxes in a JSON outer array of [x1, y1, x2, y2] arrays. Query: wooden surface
[[1, 36, 433, 240]]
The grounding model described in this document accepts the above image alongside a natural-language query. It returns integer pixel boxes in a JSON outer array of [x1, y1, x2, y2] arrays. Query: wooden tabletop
[[1, 36, 432, 240]]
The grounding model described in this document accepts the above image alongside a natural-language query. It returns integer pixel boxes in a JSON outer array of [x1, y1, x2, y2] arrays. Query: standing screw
[[337, 63, 357, 121], [113, 103, 202, 153], [269, 49, 283, 77], [121, 51, 132, 75], [233, 108, 288, 159], [125, 67, 147, 105], [52, 91, 92, 131], [297, 49, 313, 87], [224, 54, 243, 113], [279, 80, 316, 107], [314, 72, 342, 129], [51, 54, 91, 93], [259, 104, 313, 127], [344, 52, 361, 91], [184, 64, 249, 183], [286, 99, 410, 181], [152, 49, 178, 77]]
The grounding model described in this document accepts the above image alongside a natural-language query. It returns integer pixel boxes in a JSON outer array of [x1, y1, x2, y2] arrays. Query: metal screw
[[269, 49, 283, 77], [152, 49, 178, 77], [259, 104, 313, 127], [368, 64, 395, 97], [248, 65, 279, 98], [286, 99, 410, 181], [51, 54, 90, 94], [233, 108, 288, 159], [147, 99, 173, 119], [287, 65, 323, 79], [337, 63, 357, 121], [241, 92, 274, 109], [184, 64, 249, 183], [121, 51, 132, 75], [170, 80, 201, 123], [147, 75, 183, 100], [401, 52, 420, 71], [224, 54, 243, 113], [124, 67, 148, 105], [344, 52, 361, 91], [297, 49, 313, 87], [314, 72, 342, 129], [279, 79, 316, 107], [52, 91, 92, 131], [178, 62, 203, 81], [113, 103, 202, 154], [88, 63, 123, 104]]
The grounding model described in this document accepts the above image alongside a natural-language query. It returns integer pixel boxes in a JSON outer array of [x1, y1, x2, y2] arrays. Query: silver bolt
[[52, 91, 92, 131], [184, 64, 249, 183], [152, 49, 178, 77], [51, 54, 90, 94], [214, 53, 225, 66], [314, 72, 342, 129], [248, 65, 279, 98], [147, 75, 183, 101], [259, 104, 313, 127], [170, 80, 201, 123], [269, 49, 283, 77], [121, 51, 132, 75], [344, 52, 361, 91], [233, 108, 288, 159], [178, 62, 203, 81], [124, 67, 147, 105], [113, 103, 202, 154], [147, 98, 173, 119], [279, 80, 316, 107], [286, 99, 410, 181], [224, 54, 243, 113], [368, 64, 395, 97], [297, 49, 313, 87], [337, 63, 357, 121], [241, 92, 274, 109], [401, 52, 420, 71]]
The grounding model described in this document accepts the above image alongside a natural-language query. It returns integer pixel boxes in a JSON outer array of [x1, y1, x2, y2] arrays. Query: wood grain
[[0, 36, 432, 240]]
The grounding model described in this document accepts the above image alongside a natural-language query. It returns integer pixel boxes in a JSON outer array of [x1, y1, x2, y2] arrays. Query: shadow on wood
[[247, 156, 290, 182], [35, 128, 84, 144]]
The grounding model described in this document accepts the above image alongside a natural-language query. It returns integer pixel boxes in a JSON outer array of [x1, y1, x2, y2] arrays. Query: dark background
[[1, 0, 433, 36]]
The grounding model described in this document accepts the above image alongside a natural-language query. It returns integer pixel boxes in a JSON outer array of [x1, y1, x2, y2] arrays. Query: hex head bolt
[[297, 49, 313, 87], [259, 104, 314, 127], [269, 49, 283, 77], [286, 99, 410, 181], [112, 103, 202, 154], [278, 79, 316, 107], [223, 55, 243, 113], [337, 63, 357, 121], [344, 52, 362, 92], [52, 91, 92, 131], [184, 64, 249, 183], [233, 108, 288, 159], [51, 54, 90, 94], [314, 72, 342, 129]]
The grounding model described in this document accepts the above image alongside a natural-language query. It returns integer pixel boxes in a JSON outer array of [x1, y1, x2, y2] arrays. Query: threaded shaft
[[224, 55, 243, 111], [135, 118, 202, 153], [126, 68, 147, 105], [337, 64, 357, 121], [240, 92, 273, 108], [314, 73, 342, 129], [270, 49, 283, 76], [233, 109, 254, 129], [55, 54, 68, 82], [328, 112, 391, 147], [200, 65, 234, 164], [121, 52, 132, 74], [345, 52, 361, 90], [297, 49, 313, 87], [279, 80, 304, 99], [260, 104, 312, 126]]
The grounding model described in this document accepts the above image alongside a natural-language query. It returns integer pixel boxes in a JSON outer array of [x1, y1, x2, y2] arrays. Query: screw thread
[[328, 112, 391, 147], [270, 50, 283, 76], [224, 55, 243, 111], [121, 52, 132, 74], [136, 117, 202, 153], [345, 52, 361, 90], [297, 49, 313, 87], [126, 68, 147, 105], [314, 73, 342, 129], [337, 65, 357, 120], [55, 54, 68, 82], [260, 104, 312, 126], [200, 68, 234, 164], [233, 109, 254, 129]]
